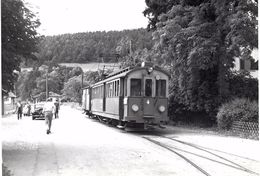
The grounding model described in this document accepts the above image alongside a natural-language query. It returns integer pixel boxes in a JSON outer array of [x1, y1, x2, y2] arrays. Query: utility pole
[[129, 40, 132, 56], [80, 71, 84, 105], [46, 69, 48, 101], [129, 40, 135, 65], [2, 91, 4, 115], [81, 71, 84, 89]]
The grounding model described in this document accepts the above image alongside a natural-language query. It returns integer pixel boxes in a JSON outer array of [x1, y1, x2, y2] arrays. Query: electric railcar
[[82, 62, 170, 130]]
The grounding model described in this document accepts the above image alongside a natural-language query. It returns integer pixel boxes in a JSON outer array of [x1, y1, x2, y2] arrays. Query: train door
[[82, 89, 86, 110], [103, 83, 106, 111], [84, 88, 90, 111], [143, 78, 154, 116]]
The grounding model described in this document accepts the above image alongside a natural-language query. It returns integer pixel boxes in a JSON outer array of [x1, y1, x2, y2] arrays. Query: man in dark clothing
[[16, 101, 22, 120], [54, 99, 59, 119]]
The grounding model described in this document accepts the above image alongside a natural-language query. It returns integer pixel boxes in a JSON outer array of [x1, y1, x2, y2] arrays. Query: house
[[32, 91, 61, 103], [4, 92, 17, 105], [48, 92, 62, 102], [233, 49, 258, 78], [32, 92, 46, 103], [2, 92, 17, 115]]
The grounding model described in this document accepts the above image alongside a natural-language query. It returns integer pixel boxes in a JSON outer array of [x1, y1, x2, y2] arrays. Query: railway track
[[143, 136, 212, 176], [142, 135, 259, 176]]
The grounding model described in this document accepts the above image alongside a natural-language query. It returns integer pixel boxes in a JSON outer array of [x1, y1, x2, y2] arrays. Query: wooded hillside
[[30, 28, 153, 66]]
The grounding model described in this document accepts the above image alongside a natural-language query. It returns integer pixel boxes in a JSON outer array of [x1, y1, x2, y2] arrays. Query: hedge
[[216, 98, 258, 130]]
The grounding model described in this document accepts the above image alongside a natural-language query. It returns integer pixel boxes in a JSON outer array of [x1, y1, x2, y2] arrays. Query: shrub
[[2, 164, 13, 176], [229, 71, 258, 101], [168, 95, 215, 126], [216, 98, 258, 129]]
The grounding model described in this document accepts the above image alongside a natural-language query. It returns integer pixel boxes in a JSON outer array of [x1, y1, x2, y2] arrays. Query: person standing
[[16, 101, 22, 120], [28, 102, 31, 116], [43, 98, 55, 134], [54, 99, 59, 119]]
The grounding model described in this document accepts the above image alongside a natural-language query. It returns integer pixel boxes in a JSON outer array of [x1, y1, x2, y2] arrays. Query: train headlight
[[147, 67, 153, 73], [158, 105, 166, 112], [132, 104, 139, 112]]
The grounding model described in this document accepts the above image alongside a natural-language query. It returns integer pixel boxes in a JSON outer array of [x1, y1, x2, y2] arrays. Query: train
[[81, 62, 170, 130]]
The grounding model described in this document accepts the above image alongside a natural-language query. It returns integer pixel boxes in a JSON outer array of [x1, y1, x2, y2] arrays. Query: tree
[[143, 0, 176, 31], [1, 0, 40, 95], [147, 0, 258, 116], [69, 67, 83, 78], [62, 76, 84, 103], [84, 71, 100, 85], [15, 68, 41, 101], [34, 29, 154, 66]]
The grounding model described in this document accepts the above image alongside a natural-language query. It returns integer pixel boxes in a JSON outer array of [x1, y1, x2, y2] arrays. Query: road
[[2, 104, 260, 176]]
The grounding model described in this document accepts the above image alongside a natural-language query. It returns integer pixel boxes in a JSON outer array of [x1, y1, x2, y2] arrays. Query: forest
[[27, 28, 154, 66]]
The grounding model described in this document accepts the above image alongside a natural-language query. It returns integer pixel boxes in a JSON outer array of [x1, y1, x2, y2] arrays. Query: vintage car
[[31, 103, 45, 120]]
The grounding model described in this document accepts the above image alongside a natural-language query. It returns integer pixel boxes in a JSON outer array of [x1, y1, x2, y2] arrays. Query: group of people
[[16, 98, 60, 135], [16, 101, 33, 119]]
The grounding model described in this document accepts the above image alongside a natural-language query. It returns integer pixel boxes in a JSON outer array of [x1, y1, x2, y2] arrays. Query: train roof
[[85, 63, 170, 88]]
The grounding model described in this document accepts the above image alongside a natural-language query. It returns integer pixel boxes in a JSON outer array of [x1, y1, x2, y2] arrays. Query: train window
[[109, 83, 113, 97], [115, 80, 119, 96], [92, 86, 103, 99], [130, 79, 141, 96], [106, 81, 120, 97], [106, 84, 109, 97], [124, 80, 127, 96], [156, 80, 166, 97], [145, 79, 152, 97], [117, 80, 120, 96], [115, 81, 118, 97], [101, 86, 103, 98], [114, 81, 116, 97]]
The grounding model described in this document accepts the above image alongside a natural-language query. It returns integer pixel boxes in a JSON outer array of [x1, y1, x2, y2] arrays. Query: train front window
[[156, 80, 166, 97], [130, 79, 141, 96], [145, 79, 152, 97]]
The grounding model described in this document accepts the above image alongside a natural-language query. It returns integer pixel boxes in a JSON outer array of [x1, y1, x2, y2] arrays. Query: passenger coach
[[82, 62, 170, 130]]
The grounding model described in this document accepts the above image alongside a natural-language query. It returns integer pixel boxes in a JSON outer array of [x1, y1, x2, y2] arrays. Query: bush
[[216, 98, 258, 129], [229, 71, 258, 101], [2, 164, 13, 176], [168, 95, 215, 127]]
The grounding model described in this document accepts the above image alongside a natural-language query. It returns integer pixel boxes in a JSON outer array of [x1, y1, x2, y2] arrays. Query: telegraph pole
[[46, 70, 48, 101], [129, 40, 135, 65], [81, 71, 84, 89]]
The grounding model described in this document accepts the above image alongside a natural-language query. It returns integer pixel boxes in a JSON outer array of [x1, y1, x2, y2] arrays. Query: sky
[[24, 0, 149, 36]]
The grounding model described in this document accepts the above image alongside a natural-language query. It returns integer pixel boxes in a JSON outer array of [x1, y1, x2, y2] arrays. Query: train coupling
[[117, 121, 127, 129], [158, 124, 166, 129], [144, 123, 166, 130], [117, 124, 126, 129]]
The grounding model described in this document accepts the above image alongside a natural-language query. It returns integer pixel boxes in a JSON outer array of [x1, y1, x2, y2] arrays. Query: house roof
[[8, 92, 17, 98], [32, 92, 45, 98], [32, 92, 61, 98], [49, 92, 61, 97]]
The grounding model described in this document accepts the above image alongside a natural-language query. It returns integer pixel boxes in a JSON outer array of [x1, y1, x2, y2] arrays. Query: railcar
[[82, 62, 170, 130]]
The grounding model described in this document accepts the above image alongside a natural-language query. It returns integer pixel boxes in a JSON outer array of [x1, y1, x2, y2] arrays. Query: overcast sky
[[25, 0, 149, 36]]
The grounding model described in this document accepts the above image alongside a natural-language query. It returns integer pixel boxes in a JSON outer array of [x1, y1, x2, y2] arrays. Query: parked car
[[31, 103, 44, 120]]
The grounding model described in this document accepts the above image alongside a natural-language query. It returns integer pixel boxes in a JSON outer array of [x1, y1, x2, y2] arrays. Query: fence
[[231, 121, 259, 139]]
